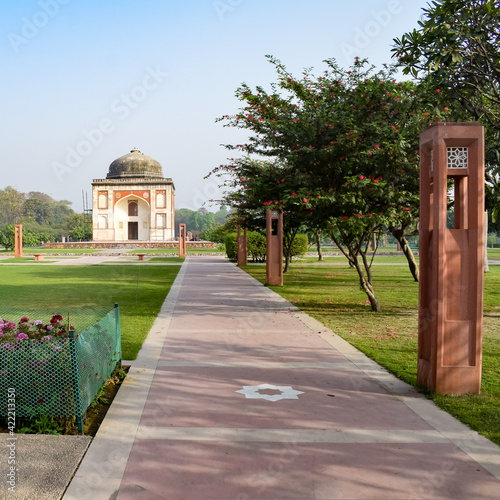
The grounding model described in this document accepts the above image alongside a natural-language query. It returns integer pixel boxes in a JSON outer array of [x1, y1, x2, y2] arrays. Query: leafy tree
[[393, 0, 500, 220], [192, 210, 215, 232], [52, 201, 75, 226], [0, 224, 39, 250], [209, 157, 312, 272], [212, 57, 445, 309], [393, 0, 500, 127], [214, 206, 230, 225], [0, 187, 25, 225], [65, 213, 91, 241], [23, 198, 52, 225]]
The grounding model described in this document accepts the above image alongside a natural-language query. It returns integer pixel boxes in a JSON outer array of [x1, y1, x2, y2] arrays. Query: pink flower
[[375, 145, 380, 149], [436, 89, 440, 92], [342, 216, 348, 220], [291, 192, 297, 197], [359, 175, 365, 179], [404, 207, 410, 211], [303, 198, 309, 202]]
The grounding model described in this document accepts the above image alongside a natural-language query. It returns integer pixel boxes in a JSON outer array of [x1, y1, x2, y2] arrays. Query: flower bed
[[0, 309, 121, 428], [0, 314, 71, 343]]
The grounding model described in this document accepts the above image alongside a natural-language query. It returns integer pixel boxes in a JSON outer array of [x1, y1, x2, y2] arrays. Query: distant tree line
[[0, 186, 91, 249], [174, 206, 235, 242]]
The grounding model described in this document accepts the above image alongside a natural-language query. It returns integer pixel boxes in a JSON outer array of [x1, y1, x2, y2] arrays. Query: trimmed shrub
[[224, 233, 237, 260], [224, 231, 267, 262], [290, 234, 309, 259], [247, 231, 266, 262]]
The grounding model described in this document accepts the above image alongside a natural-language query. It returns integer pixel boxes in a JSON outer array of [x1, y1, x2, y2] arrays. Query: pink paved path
[[65, 257, 500, 500]]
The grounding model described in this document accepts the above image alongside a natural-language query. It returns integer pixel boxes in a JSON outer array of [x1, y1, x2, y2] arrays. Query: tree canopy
[[210, 56, 445, 309], [393, 0, 500, 219]]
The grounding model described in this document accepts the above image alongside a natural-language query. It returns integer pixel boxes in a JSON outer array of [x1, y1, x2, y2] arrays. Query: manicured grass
[[0, 265, 181, 360], [22, 248, 102, 254], [243, 263, 500, 445], [104, 257, 184, 264], [296, 255, 419, 264], [488, 248, 500, 259], [0, 257, 56, 263], [148, 257, 185, 263], [129, 248, 222, 254], [129, 249, 179, 254]]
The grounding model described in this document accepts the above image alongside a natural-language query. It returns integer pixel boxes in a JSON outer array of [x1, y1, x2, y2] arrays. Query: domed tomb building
[[92, 148, 175, 241]]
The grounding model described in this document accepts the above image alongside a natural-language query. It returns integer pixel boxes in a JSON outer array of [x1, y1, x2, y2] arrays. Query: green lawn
[[296, 255, 419, 264], [488, 248, 500, 259], [0, 265, 181, 360], [104, 257, 184, 264], [148, 257, 185, 263], [0, 257, 56, 264], [129, 248, 222, 254], [5, 248, 102, 254], [243, 263, 500, 446]]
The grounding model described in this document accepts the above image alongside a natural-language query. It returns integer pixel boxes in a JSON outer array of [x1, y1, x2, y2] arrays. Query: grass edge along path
[[242, 264, 500, 447], [0, 265, 181, 360]]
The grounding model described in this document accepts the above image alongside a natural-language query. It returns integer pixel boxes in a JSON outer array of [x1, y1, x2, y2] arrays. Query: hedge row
[[224, 232, 308, 262]]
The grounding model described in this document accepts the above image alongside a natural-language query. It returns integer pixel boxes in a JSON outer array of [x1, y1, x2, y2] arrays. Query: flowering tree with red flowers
[[208, 157, 315, 272], [212, 56, 446, 310]]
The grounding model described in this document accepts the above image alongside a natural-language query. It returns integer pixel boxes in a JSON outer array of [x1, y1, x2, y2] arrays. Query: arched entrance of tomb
[[114, 196, 150, 241]]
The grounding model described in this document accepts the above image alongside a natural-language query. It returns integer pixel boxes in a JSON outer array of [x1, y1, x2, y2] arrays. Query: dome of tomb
[[107, 147, 164, 179]]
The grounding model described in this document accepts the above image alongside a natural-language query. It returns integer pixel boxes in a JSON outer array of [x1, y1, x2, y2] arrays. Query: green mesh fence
[[0, 305, 121, 427], [74, 307, 121, 415]]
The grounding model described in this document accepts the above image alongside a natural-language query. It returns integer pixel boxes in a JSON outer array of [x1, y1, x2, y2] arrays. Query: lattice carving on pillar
[[447, 147, 468, 169]]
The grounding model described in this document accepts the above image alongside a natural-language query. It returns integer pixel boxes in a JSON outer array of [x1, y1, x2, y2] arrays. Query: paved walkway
[[64, 257, 500, 500]]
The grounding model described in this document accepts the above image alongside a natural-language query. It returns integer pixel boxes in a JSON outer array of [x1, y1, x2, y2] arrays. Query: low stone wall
[[43, 241, 218, 250]]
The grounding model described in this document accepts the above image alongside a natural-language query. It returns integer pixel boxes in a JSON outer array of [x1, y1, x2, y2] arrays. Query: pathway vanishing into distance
[[54, 256, 499, 499]]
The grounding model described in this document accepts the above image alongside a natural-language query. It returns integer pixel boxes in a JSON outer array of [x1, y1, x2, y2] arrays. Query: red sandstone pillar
[[418, 122, 484, 395], [14, 225, 22, 258], [179, 223, 186, 258], [237, 223, 247, 267], [266, 210, 283, 286]]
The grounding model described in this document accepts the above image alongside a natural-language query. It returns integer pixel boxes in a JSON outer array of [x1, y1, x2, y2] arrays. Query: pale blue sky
[[0, 0, 429, 211]]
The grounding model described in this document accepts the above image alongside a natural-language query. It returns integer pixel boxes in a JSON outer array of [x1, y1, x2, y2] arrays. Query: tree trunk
[[390, 228, 419, 282], [316, 232, 323, 261], [352, 256, 382, 312], [331, 230, 382, 311], [284, 254, 290, 273], [485, 210, 489, 273]]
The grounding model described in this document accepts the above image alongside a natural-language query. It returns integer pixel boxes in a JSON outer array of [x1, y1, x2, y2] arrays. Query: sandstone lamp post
[[418, 122, 485, 395], [179, 223, 186, 258], [237, 222, 247, 267], [265, 210, 283, 286], [14, 225, 23, 258]]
